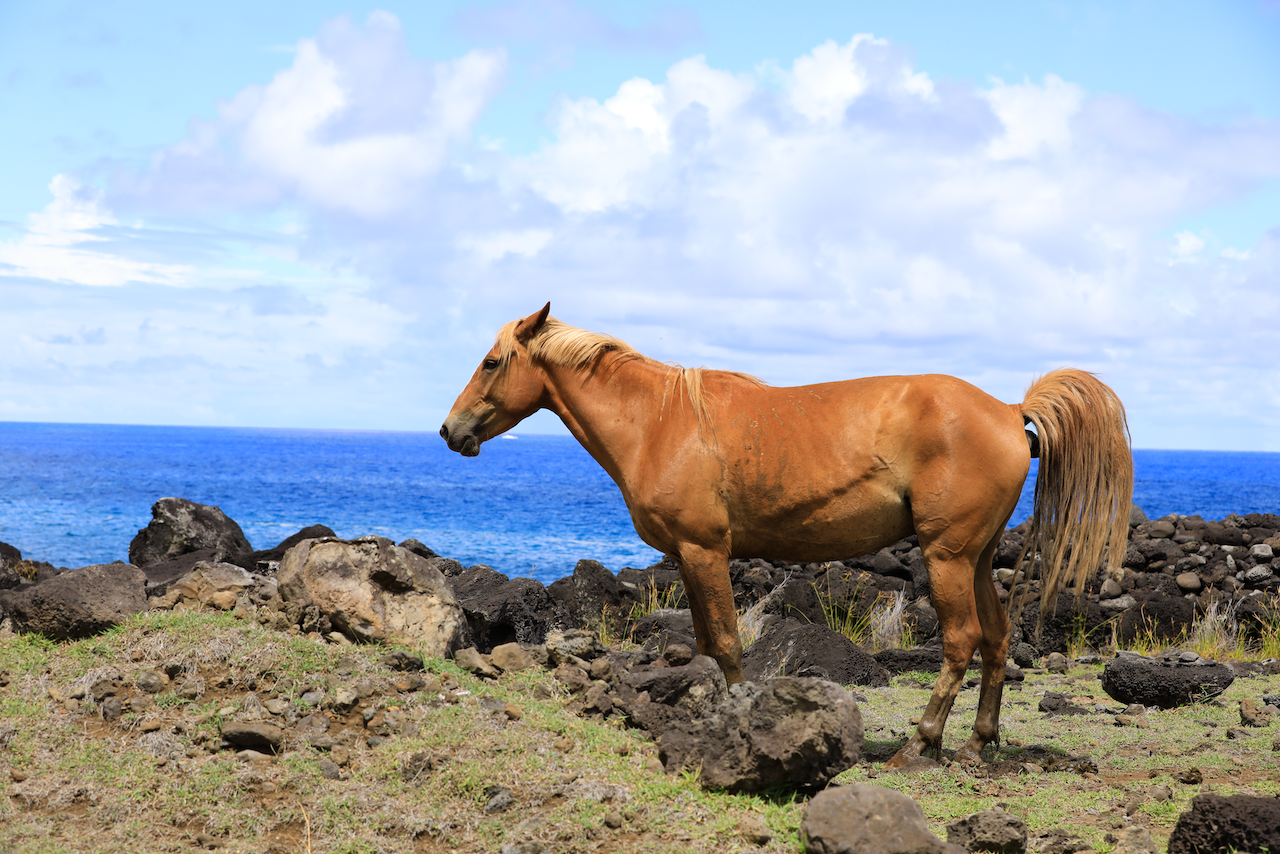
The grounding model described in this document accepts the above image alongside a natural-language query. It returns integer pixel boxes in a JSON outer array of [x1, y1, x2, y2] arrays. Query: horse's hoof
[[952, 746, 984, 767]]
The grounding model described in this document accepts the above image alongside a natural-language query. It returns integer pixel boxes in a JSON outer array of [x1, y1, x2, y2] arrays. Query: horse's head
[[440, 303, 551, 456]]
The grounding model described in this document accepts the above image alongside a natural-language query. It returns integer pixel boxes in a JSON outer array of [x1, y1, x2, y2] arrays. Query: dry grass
[[1, 606, 1278, 854]]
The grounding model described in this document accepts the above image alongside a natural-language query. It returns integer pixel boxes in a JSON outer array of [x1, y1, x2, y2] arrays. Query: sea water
[[1, 422, 1276, 585]]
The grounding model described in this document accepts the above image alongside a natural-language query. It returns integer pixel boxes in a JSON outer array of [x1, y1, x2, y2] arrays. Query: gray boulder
[[1167, 793, 1280, 854], [744, 619, 891, 686], [546, 559, 640, 625], [129, 498, 252, 568], [659, 676, 862, 792], [1101, 650, 1235, 709], [447, 564, 567, 651], [148, 561, 256, 610], [277, 536, 470, 657], [624, 654, 728, 720], [629, 608, 698, 652], [3, 562, 146, 639], [801, 785, 963, 854], [946, 808, 1027, 853]]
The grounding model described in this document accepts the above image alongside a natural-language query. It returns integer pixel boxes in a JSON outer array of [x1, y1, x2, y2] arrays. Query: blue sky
[[1, 1, 1278, 450]]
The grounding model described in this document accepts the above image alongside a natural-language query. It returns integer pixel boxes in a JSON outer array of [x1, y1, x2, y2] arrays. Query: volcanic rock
[[744, 619, 891, 686], [660, 677, 862, 792], [277, 535, 471, 657], [2, 562, 146, 640], [1101, 650, 1235, 709], [1167, 793, 1280, 854], [129, 497, 252, 568], [801, 784, 962, 854]]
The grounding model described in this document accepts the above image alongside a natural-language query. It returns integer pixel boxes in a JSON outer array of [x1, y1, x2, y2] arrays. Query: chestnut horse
[[441, 303, 1133, 767]]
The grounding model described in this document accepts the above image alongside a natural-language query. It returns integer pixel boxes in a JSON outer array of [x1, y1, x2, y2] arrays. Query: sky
[[1, 1, 1278, 451]]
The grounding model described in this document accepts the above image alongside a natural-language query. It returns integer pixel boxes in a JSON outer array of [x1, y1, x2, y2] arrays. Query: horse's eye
[[482, 358, 500, 370]]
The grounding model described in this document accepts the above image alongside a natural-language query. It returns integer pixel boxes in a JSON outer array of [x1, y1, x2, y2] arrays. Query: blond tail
[[1018, 369, 1134, 621]]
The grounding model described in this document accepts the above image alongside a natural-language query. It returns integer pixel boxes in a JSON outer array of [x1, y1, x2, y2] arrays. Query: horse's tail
[[1017, 369, 1133, 620]]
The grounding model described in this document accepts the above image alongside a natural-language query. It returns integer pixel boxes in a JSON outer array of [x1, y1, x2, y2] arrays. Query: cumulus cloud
[[13, 20, 1280, 446], [0, 175, 192, 286], [115, 12, 506, 218]]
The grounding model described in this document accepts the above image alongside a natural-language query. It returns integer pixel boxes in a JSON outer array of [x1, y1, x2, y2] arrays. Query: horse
[[440, 303, 1133, 767]]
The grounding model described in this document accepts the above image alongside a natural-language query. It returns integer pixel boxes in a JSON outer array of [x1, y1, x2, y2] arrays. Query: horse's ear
[[514, 302, 551, 343]]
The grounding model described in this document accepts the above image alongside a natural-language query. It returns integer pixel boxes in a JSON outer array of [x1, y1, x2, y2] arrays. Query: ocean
[[1, 421, 1277, 585]]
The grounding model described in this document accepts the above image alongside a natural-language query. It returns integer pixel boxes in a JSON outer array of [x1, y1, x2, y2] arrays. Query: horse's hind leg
[[953, 527, 1011, 766], [885, 549, 982, 768], [674, 543, 744, 684]]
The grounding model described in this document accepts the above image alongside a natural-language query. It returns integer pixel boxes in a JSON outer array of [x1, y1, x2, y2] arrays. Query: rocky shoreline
[[2, 498, 1279, 853], [3, 499, 1278, 660]]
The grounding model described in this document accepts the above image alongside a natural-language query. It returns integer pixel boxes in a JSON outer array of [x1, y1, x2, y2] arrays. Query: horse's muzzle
[[440, 423, 481, 457]]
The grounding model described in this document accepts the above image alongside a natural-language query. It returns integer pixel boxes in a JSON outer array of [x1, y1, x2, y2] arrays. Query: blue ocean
[[1, 421, 1277, 585]]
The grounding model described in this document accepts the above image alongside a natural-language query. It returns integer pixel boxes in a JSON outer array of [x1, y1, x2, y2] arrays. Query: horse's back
[[704, 372, 1029, 560]]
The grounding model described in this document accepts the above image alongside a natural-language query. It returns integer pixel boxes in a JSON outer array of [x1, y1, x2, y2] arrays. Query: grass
[[814, 578, 916, 653], [3, 588, 1280, 853]]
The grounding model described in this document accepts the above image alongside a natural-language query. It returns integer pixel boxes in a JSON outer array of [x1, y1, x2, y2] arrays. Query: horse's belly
[[729, 495, 913, 562]]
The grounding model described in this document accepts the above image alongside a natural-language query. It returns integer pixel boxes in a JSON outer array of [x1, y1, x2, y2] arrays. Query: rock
[[946, 808, 1027, 853], [136, 670, 168, 694], [484, 785, 515, 815], [625, 654, 728, 720], [1116, 594, 1195, 646], [801, 784, 962, 854], [241, 525, 338, 572], [490, 643, 537, 673], [1173, 767, 1203, 785], [448, 564, 567, 651], [1099, 578, 1123, 599], [546, 559, 639, 625], [1101, 651, 1235, 709], [378, 649, 424, 672], [3, 562, 146, 640], [1175, 571, 1203, 593], [750, 573, 829, 626], [1045, 652, 1069, 674], [629, 608, 698, 652], [743, 619, 891, 686], [1167, 793, 1280, 854], [1239, 698, 1268, 727], [220, 722, 285, 754], [546, 628, 606, 665], [148, 561, 256, 611], [874, 647, 945, 675], [1029, 827, 1089, 854], [659, 677, 862, 792], [1110, 826, 1160, 854], [454, 647, 500, 679], [1019, 594, 1108, 656], [277, 536, 471, 657], [129, 498, 253, 568]]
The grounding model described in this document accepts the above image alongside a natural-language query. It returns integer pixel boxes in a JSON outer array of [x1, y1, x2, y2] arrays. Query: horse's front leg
[[674, 544, 743, 684]]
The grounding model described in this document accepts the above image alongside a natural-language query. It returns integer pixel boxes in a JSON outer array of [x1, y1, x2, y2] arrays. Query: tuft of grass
[[1112, 594, 1280, 662], [814, 582, 914, 653]]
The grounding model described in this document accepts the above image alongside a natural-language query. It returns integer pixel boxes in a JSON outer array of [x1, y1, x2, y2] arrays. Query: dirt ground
[[2, 612, 1279, 853]]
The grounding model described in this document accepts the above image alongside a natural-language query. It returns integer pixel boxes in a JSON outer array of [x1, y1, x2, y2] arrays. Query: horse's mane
[[494, 315, 764, 436]]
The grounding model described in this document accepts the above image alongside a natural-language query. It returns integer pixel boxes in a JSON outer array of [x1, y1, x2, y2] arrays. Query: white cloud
[[1171, 230, 1206, 260], [12, 27, 1280, 448], [982, 74, 1083, 159], [0, 176, 192, 287], [130, 12, 506, 218]]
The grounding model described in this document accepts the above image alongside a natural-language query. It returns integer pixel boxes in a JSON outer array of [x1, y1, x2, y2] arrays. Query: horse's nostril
[[439, 425, 449, 441]]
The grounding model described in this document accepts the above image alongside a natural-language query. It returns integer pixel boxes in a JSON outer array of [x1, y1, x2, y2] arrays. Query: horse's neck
[[543, 355, 685, 487]]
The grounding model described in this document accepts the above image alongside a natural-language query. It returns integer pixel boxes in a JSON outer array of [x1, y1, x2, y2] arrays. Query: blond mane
[[494, 315, 763, 437]]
